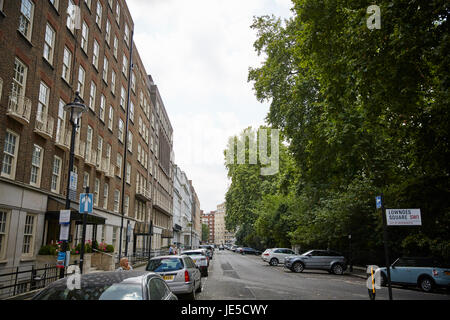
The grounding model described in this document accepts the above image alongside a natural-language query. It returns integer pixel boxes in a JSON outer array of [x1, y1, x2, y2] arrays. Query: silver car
[[146, 255, 202, 300], [284, 250, 348, 275]]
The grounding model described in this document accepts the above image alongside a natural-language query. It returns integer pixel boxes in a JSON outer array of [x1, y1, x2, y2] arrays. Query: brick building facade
[[0, 0, 173, 272]]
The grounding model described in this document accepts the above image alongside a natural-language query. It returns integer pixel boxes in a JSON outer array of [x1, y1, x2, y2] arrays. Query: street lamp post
[[59, 91, 87, 279]]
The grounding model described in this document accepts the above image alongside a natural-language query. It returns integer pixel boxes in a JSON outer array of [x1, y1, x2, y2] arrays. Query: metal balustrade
[[7, 92, 32, 125]]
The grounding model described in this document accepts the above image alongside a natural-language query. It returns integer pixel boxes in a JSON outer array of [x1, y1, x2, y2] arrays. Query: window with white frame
[[103, 183, 109, 210], [126, 162, 131, 184], [77, 66, 85, 98], [97, 136, 103, 166], [99, 95, 106, 121], [111, 70, 116, 95], [62, 47, 72, 82], [49, 0, 59, 11], [89, 81, 96, 111], [116, 153, 122, 178], [106, 143, 112, 167], [30, 145, 43, 187], [0, 210, 10, 260], [51, 156, 62, 193], [124, 195, 129, 216], [85, 0, 92, 10], [106, 19, 111, 45], [120, 86, 126, 109], [12, 57, 28, 96], [43, 23, 56, 64], [131, 71, 136, 92], [115, 2, 120, 25], [95, 1, 102, 28], [138, 117, 142, 135], [103, 57, 109, 83], [81, 21, 89, 53], [22, 214, 36, 256], [66, 0, 76, 33], [86, 125, 93, 155], [18, 0, 35, 41], [2, 131, 20, 179], [94, 178, 100, 206], [108, 0, 113, 10], [122, 55, 128, 77], [129, 100, 134, 123], [124, 23, 130, 46], [56, 100, 66, 145], [108, 106, 114, 131], [118, 119, 124, 142], [113, 35, 118, 59], [37, 82, 50, 122], [113, 190, 120, 213], [93, 40, 100, 69], [127, 131, 133, 153]]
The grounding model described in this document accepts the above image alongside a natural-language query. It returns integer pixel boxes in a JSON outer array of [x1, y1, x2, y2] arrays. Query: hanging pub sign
[[386, 209, 421, 226]]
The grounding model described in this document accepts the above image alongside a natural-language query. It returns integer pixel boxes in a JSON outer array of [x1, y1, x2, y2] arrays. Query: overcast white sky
[[127, 0, 293, 212]]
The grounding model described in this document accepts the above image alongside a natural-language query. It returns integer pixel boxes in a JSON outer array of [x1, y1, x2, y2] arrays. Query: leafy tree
[[202, 224, 210, 242]]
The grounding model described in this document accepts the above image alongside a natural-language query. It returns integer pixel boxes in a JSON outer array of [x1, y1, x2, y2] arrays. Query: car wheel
[[380, 272, 387, 287], [419, 276, 435, 293], [292, 261, 304, 273], [196, 279, 202, 293], [332, 263, 344, 275], [269, 258, 279, 266], [202, 269, 208, 277], [187, 283, 196, 300]]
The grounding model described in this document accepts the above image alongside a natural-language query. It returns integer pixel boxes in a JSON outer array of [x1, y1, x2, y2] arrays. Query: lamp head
[[64, 91, 87, 122]]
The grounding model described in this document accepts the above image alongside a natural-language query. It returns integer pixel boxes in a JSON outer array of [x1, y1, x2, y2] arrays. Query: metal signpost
[[374, 195, 422, 300], [79, 188, 93, 274]]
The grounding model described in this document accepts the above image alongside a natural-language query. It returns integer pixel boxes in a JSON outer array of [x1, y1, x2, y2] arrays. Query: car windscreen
[[33, 283, 117, 300], [147, 258, 184, 272], [183, 251, 204, 256], [99, 284, 143, 300]]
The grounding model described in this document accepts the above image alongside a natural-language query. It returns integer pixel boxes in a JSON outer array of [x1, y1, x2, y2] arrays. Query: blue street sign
[[376, 196, 382, 209], [79, 193, 93, 214]]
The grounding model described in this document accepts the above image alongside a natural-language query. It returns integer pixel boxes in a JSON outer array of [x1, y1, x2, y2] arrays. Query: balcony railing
[[55, 128, 71, 151], [105, 161, 115, 178], [84, 149, 97, 167], [136, 185, 151, 201], [74, 140, 85, 159], [34, 113, 54, 139], [97, 157, 108, 173], [7, 92, 32, 125]]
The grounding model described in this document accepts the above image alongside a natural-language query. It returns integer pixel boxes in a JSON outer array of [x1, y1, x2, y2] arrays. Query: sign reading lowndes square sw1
[[386, 209, 422, 226]]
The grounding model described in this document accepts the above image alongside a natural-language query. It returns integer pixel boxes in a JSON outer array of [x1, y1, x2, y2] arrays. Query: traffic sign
[[79, 193, 93, 214], [386, 209, 421, 226], [69, 171, 78, 191], [376, 196, 382, 209]]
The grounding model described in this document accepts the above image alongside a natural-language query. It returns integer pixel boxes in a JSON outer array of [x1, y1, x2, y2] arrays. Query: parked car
[[146, 255, 202, 300], [182, 249, 209, 277], [284, 250, 347, 275], [240, 247, 262, 255], [262, 248, 296, 266], [199, 245, 214, 260], [231, 245, 238, 252], [378, 257, 450, 293], [235, 247, 243, 253], [32, 271, 177, 300], [219, 245, 225, 250]]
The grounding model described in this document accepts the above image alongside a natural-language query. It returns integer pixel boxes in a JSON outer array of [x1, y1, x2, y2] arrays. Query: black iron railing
[[0, 264, 76, 300]]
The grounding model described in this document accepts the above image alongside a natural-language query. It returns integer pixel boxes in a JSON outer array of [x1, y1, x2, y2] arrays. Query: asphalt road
[[193, 250, 450, 300]]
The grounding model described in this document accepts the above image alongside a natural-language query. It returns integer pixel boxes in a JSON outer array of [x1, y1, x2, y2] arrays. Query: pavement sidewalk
[[346, 266, 368, 279]]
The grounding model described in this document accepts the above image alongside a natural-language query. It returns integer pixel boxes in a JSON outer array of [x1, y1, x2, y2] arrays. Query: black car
[[32, 271, 178, 300], [240, 247, 262, 255]]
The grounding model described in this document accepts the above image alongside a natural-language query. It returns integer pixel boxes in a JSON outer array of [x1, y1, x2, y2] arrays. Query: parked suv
[[262, 248, 296, 266], [378, 257, 450, 293], [284, 250, 347, 275]]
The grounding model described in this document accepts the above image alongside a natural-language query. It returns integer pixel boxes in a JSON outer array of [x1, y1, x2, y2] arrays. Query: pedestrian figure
[[169, 245, 174, 255], [117, 257, 133, 271]]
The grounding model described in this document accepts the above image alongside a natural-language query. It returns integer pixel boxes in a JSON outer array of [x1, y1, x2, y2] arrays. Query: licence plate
[[163, 275, 174, 281], [445, 271, 450, 276]]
